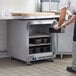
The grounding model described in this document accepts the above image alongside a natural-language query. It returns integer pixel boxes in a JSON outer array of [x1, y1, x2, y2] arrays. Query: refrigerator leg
[[9, 56, 13, 63], [26, 61, 32, 66], [60, 54, 63, 59]]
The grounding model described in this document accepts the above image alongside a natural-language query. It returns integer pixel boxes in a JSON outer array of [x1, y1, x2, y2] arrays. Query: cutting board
[[12, 12, 55, 16]]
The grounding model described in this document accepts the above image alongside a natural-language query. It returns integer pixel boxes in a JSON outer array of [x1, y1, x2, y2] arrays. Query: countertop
[[0, 12, 59, 20]]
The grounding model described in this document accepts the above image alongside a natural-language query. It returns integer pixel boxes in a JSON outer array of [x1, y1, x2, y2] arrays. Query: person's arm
[[54, 9, 76, 29], [62, 15, 76, 26], [58, 7, 67, 27], [53, 7, 67, 30]]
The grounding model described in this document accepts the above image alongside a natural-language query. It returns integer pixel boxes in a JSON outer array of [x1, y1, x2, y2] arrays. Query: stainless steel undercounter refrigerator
[[7, 13, 65, 65]]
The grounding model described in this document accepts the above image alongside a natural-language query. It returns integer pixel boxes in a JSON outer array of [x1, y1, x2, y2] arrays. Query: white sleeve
[[59, 0, 69, 10]]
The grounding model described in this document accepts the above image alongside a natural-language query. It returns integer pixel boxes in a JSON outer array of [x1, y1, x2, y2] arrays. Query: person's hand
[[53, 24, 61, 30], [61, 22, 66, 27], [53, 23, 66, 30]]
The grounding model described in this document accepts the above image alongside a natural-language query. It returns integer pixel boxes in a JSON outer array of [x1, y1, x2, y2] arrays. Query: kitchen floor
[[0, 57, 75, 76]]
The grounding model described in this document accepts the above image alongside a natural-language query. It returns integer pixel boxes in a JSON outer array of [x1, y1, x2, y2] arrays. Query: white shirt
[[60, 0, 76, 14]]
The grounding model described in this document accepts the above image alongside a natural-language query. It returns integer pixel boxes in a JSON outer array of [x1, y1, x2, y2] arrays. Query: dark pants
[[73, 21, 76, 41], [72, 21, 76, 71]]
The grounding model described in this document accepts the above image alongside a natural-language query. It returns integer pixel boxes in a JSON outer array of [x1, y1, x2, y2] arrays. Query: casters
[[47, 58, 54, 62]]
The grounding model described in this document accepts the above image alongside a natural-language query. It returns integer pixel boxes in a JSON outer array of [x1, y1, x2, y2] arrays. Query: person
[[53, 0, 76, 73]]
